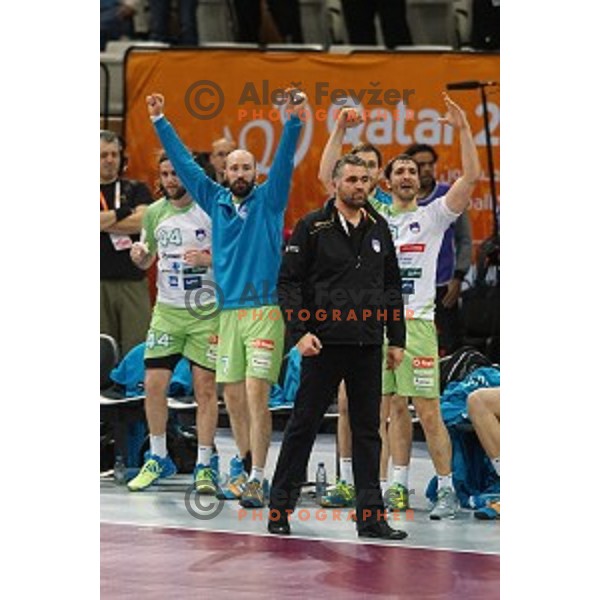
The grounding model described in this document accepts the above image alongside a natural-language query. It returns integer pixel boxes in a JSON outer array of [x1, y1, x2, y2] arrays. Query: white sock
[[392, 465, 409, 488], [249, 466, 264, 482], [150, 434, 167, 458], [340, 457, 354, 484], [197, 446, 212, 467], [437, 473, 453, 489], [492, 457, 500, 477]]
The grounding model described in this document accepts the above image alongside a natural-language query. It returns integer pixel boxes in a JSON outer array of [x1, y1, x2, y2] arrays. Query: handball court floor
[[101, 431, 500, 599]]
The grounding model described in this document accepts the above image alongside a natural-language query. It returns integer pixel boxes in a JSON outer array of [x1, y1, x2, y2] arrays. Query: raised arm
[[318, 108, 363, 196], [265, 90, 306, 214], [146, 93, 222, 215], [440, 93, 481, 215]]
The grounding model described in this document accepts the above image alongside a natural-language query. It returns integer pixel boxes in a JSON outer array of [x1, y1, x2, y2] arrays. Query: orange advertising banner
[[125, 49, 499, 253]]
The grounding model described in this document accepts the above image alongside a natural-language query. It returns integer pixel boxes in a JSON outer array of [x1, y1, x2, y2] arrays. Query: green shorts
[[144, 302, 219, 370], [216, 305, 284, 384], [382, 319, 439, 399]]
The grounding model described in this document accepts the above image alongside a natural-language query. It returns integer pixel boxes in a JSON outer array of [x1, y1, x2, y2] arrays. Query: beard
[[340, 191, 367, 209], [231, 178, 255, 198], [394, 185, 418, 203], [167, 186, 187, 200]]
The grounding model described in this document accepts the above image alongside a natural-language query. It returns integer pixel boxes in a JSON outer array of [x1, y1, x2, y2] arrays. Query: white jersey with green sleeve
[[370, 196, 460, 320], [141, 198, 214, 308]]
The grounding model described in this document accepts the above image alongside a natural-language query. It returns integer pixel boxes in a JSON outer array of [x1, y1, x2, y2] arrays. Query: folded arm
[[101, 205, 147, 234]]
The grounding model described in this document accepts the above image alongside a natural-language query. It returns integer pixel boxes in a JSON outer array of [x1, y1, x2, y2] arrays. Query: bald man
[[147, 91, 306, 508]]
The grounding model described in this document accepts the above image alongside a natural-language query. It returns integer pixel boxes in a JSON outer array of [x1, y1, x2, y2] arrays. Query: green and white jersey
[[141, 198, 214, 308], [370, 196, 459, 321]]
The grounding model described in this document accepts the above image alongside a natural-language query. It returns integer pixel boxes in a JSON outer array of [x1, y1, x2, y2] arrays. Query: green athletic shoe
[[194, 464, 218, 495], [319, 480, 356, 508], [127, 452, 177, 491], [386, 483, 410, 512]]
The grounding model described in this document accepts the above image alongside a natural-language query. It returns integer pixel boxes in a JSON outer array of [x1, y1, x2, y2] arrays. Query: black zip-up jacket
[[278, 199, 406, 348]]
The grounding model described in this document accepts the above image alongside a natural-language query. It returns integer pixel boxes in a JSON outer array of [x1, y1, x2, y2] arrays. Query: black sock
[[243, 451, 252, 475]]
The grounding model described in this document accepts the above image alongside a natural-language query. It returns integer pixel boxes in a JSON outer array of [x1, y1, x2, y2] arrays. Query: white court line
[[100, 518, 500, 557]]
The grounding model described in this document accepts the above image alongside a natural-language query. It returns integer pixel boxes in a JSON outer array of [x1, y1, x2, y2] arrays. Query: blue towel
[[110, 342, 193, 397]]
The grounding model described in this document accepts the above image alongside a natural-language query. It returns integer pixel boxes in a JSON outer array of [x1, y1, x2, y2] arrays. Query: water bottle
[[315, 462, 327, 502], [114, 454, 127, 485]]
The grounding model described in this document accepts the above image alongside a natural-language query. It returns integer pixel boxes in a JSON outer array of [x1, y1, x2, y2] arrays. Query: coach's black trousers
[[269, 344, 385, 531]]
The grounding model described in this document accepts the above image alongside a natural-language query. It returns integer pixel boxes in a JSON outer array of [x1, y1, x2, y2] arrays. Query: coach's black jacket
[[278, 198, 406, 348]]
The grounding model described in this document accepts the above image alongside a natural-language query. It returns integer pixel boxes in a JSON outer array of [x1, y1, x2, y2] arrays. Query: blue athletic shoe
[[210, 452, 220, 476], [475, 499, 500, 520], [468, 492, 500, 510], [240, 478, 269, 508], [222, 455, 247, 500]]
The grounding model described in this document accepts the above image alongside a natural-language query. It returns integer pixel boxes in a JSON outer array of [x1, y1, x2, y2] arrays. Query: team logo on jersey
[[402, 280, 415, 295], [413, 376, 434, 388], [409, 221, 421, 234], [371, 239, 381, 253], [252, 338, 275, 351], [400, 268, 422, 279], [183, 275, 202, 290], [400, 243, 426, 253], [252, 356, 272, 370], [195, 228, 207, 241], [413, 356, 435, 369]]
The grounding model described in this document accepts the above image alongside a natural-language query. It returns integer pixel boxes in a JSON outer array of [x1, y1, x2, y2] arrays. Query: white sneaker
[[430, 487, 458, 520]]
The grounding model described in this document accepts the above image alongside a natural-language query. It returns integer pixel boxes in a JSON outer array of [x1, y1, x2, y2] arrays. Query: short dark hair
[[100, 129, 122, 148], [384, 154, 420, 180], [350, 143, 383, 169], [100, 129, 126, 174], [404, 143, 438, 162], [332, 154, 368, 180]]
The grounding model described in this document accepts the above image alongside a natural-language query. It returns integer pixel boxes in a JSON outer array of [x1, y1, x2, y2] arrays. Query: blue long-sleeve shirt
[[153, 115, 302, 310]]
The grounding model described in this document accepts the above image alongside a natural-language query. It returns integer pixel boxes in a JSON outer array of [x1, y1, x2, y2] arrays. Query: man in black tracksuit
[[268, 155, 408, 539]]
